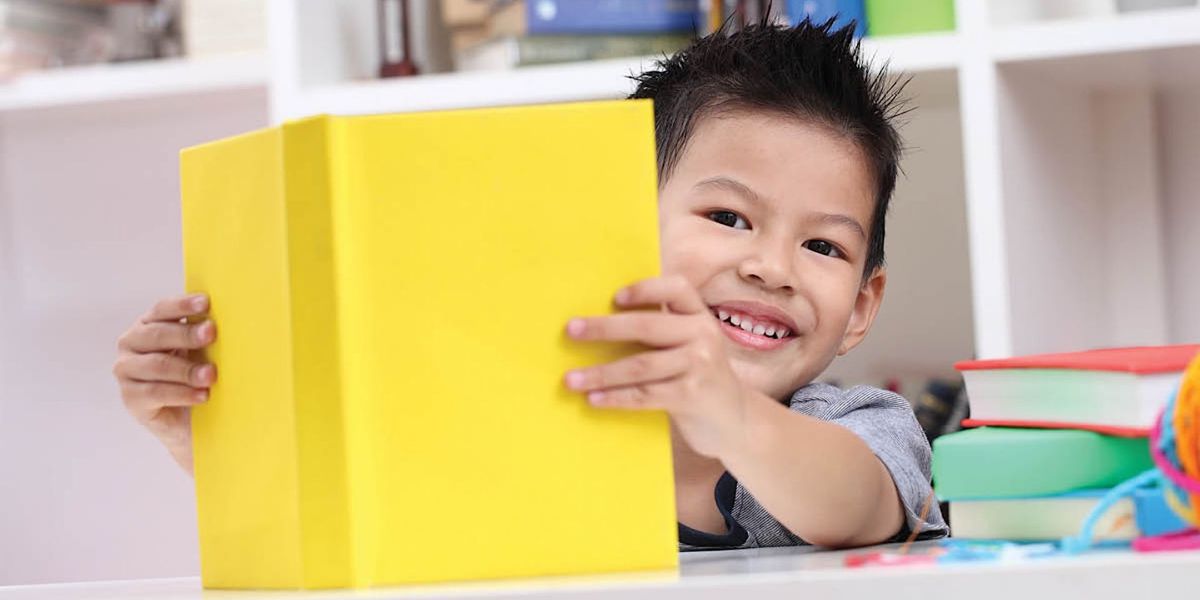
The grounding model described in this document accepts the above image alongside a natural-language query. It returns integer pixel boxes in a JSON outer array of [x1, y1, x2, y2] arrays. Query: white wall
[[0, 91, 267, 585], [1160, 86, 1200, 344], [997, 69, 1110, 356], [994, 66, 1193, 356], [1095, 89, 1170, 346]]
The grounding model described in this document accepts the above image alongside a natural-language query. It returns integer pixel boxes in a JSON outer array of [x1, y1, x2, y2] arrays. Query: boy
[[113, 20, 947, 549]]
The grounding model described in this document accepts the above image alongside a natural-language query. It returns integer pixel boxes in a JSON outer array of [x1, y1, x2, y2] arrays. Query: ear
[[838, 267, 886, 356]]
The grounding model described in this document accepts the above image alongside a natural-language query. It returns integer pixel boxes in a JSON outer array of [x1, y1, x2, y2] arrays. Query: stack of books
[[933, 345, 1199, 542], [441, 0, 699, 71], [0, 0, 188, 78], [182, 0, 266, 58], [781, 1, 956, 37], [0, 0, 110, 77]]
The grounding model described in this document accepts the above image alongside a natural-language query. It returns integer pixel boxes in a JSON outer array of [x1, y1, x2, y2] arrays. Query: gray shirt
[[678, 383, 949, 549]]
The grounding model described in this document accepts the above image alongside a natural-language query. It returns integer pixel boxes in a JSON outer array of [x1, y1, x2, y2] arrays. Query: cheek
[[811, 281, 860, 332], [658, 222, 719, 283]]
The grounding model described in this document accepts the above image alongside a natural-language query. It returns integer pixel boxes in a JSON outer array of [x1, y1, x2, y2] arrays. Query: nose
[[737, 235, 796, 294]]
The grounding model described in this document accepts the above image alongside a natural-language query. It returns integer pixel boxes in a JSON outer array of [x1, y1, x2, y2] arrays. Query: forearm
[[717, 391, 904, 548]]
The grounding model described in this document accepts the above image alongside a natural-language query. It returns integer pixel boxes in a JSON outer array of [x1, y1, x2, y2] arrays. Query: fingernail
[[194, 321, 211, 342], [565, 370, 585, 390], [615, 288, 631, 304], [588, 391, 606, 405], [194, 390, 209, 403], [566, 319, 585, 337], [195, 364, 213, 383], [190, 295, 208, 312]]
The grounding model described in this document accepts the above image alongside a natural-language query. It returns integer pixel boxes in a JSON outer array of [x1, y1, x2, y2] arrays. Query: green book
[[865, 0, 955, 37], [932, 427, 1152, 500], [456, 34, 694, 71]]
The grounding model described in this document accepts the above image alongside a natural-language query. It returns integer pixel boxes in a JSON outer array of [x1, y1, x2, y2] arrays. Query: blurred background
[[0, 0, 1197, 586]]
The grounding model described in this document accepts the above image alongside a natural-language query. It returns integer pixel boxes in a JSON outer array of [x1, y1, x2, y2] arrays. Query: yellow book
[[180, 100, 677, 589]]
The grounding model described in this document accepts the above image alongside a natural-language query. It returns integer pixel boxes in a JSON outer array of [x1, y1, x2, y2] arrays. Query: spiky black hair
[[629, 17, 909, 277]]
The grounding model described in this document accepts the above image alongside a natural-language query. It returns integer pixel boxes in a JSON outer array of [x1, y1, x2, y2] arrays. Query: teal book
[[933, 427, 1152, 500]]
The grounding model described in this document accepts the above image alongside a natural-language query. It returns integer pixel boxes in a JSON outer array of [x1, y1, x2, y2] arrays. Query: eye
[[804, 239, 843, 259], [708, 210, 749, 230]]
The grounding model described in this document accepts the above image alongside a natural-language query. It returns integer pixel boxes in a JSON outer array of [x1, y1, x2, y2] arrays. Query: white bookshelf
[[990, 5, 1200, 62], [286, 55, 664, 117], [275, 33, 964, 120], [0, 53, 267, 113], [2, 0, 1200, 586]]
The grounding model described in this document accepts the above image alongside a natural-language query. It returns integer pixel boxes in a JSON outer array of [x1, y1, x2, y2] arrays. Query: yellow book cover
[[180, 100, 677, 589]]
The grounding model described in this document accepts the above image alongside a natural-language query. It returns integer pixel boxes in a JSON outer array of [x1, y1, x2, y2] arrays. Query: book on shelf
[[932, 427, 1153, 501], [0, 0, 109, 74], [454, 32, 692, 70], [864, 0, 955, 36], [1, 0, 184, 74], [181, 100, 676, 589], [955, 345, 1200, 435], [489, 0, 701, 36], [182, 0, 266, 58], [783, 0, 867, 37], [440, 0, 501, 28]]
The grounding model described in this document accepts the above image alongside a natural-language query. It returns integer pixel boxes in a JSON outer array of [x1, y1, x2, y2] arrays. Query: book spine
[[525, 0, 700, 35], [184, 127, 306, 588], [282, 116, 355, 587], [863, 0, 955, 36], [515, 33, 693, 66], [785, 0, 867, 37]]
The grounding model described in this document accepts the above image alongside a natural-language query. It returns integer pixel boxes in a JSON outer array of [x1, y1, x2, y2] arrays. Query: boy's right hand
[[113, 294, 217, 475]]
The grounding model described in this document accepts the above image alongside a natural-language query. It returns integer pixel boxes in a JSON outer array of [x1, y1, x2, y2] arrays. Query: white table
[[4, 543, 1199, 599]]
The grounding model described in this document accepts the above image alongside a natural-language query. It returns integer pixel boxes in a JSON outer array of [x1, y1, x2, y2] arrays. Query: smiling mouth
[[713, 308, 792, 340]]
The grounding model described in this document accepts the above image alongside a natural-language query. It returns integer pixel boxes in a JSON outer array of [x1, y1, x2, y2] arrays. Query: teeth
[[716, 308, 792, 339]]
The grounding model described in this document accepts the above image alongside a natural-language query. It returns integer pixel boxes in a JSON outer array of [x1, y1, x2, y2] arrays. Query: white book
[[951, 493, 1137, 542]]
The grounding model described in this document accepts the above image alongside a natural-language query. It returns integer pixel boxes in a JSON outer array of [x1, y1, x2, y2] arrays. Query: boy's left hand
[[564, 276, 752, 458]]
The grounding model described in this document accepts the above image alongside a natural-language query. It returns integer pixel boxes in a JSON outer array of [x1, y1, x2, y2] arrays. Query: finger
[[119, 320, 216, 353], [614, 276, 707, 315], [121, 381, 209, 414], [586, 383, 668, 411], [116, 352, 216, 387], [140, 294, 209, 324], [566, 312, 697, 347], [565, 347, 689, 392]]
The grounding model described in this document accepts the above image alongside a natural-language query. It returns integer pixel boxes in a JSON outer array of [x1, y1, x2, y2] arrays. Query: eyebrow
[[694, 176, 867, 241], [694, 176, 764, 207], [811, 212, 867, 241]]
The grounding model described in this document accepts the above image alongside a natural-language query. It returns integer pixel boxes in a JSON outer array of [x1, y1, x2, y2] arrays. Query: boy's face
[[658, 110, 886, 400]]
